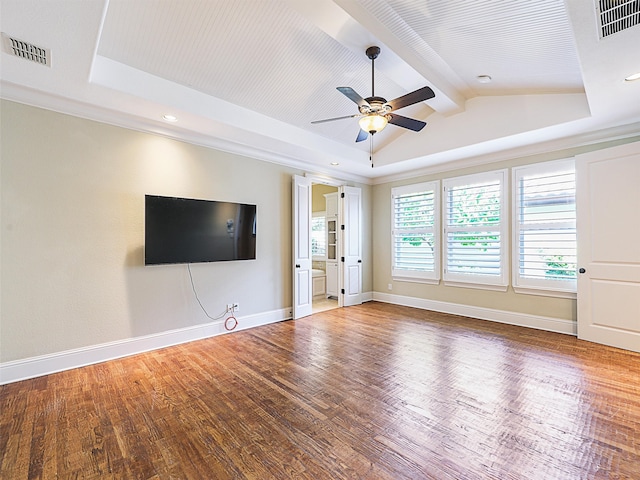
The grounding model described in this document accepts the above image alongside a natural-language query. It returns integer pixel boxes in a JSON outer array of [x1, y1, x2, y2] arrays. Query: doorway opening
[[311, 182, 339, 314], [293, 174, 362, 320]]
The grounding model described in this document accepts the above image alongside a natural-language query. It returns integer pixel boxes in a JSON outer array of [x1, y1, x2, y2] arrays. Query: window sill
[[443, 280, 508, 292], [392, 275, 440, 285], [513, 286, 576, 299]]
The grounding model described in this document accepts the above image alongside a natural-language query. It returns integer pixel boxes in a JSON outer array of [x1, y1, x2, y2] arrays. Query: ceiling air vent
[[1, 33, 50, 66], [598, 0, 640, 37]]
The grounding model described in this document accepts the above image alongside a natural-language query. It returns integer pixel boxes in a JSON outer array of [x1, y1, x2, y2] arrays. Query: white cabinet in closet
[[326, 261, 338, 298]]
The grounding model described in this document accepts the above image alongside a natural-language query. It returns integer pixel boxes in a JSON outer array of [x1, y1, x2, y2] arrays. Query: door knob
[[295, 264, 301, 268], [578, 268, 586, 274]]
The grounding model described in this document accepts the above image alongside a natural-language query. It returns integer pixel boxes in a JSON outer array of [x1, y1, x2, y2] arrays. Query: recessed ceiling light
[[476, 75, 492, 84], [162, 114, 178, 122], [330, 162, 339, 166], [624, 72, 640, 82]]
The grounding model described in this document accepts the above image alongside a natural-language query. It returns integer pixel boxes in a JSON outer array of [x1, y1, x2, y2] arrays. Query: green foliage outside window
[[542, 254, 576, 279], [397, 193, 433, 248], [450, 187, 500, 251]]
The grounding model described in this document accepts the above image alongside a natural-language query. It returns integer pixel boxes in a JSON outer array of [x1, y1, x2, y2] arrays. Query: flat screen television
[[145, 195, 256, 265]]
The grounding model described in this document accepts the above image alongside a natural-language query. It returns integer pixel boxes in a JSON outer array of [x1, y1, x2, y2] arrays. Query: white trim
[[370, 125, 640, 185], [391, 180, 440, 282], [443, 280, 509, 292], [0, 81, 372, 186], [392, 276, 440, 285], [512, 158, 577, 296], [0, 308, 291, 385], [372, 291, 576, 335], [443, 169, 509, 288], [4, 80, 640, 187], [305, 173, 348, 187], [513, 286, 577, 299], [0, 293, 571, 384], [311, 210, 327, 260]]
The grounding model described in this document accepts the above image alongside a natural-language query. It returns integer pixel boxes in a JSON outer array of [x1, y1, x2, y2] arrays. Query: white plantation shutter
[[513, 159, 576, 296], [391, 182, 440, 282], [443, 170, 508, 289], [311, 214, 326, 258]]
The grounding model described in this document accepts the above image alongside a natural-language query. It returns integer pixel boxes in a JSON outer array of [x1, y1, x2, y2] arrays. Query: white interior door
[[292, 175, 313, 319], [340, 186, 362, 307], [576, 142, 640, 353]]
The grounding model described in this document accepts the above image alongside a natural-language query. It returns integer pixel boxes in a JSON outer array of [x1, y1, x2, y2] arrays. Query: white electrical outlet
[[388, 283, 392, 290], [227, 303, 233, 312], [233, 302, 239, 312]]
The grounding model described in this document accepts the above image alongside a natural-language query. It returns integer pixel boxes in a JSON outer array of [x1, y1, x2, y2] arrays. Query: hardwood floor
[[1, 302, 639, 479]]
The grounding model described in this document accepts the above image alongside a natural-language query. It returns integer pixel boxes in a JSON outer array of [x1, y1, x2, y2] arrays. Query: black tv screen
[[145, 195, 256, 265]]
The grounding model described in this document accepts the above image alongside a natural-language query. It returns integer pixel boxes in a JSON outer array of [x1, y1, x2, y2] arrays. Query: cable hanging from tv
[[187, 264, 238, 330]]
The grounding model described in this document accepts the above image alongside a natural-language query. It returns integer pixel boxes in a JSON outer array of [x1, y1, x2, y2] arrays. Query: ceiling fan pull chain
[[370, 135, 374, 168]]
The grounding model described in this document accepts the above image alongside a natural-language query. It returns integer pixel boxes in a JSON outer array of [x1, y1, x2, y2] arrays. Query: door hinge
[[341, 192, 345, 198], [341, 289, 345, 294], [341, 257, 345, 262], [341, 225, 345, 230]]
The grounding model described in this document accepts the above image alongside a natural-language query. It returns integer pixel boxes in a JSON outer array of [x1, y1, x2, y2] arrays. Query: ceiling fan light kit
[[359, 114, 388, 134], [312, 46, 435, 166]]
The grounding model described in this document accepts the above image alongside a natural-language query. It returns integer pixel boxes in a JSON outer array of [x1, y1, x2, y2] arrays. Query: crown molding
[[370, 122, 640, 184], [0, 80, 373, 185], [4, 79, 638, 188]]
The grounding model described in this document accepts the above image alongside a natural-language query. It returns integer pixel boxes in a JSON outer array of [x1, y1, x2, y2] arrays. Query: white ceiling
[[1, 0, 639, 183]]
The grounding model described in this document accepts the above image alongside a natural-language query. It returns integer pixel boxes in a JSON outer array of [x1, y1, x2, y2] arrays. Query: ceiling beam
[[283, 0, 465, 115], [331, 0, 467, 115]]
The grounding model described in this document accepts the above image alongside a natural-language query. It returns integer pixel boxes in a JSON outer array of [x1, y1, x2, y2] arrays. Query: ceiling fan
[[312, 46, 435, 145]]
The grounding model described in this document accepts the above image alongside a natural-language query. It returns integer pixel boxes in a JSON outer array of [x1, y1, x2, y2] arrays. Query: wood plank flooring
[[1, 302, 639, 479]]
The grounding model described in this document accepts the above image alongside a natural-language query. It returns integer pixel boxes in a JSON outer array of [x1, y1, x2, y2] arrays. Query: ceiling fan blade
[[311, 114, 359, 125], [337, 87, 369, 108], [387, 113, 427, 132], [355, 129, 368, 143], [387, 86, 435, 111]]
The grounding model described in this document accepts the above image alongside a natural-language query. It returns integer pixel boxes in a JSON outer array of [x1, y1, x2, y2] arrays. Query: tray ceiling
[[1, 0, 639, 181]]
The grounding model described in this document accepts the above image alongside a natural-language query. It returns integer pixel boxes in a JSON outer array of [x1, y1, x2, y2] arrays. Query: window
[[311, 213, 326, 258], [513, 159, 576, 297], [443, 170, 508, 290], [391, 181, 440, 282]]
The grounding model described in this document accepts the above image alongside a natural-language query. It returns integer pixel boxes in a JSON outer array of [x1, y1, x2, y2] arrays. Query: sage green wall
[[0, 100, 371, 363], [372, 136, 640, 321]]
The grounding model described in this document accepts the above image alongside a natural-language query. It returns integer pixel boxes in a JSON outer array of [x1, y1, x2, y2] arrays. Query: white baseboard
[[372, 292, 577, 336], [0, 308, 291, 385], [1, 293, 575, 385]]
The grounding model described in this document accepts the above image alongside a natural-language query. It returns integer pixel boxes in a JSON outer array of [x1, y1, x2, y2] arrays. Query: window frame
[[391, 181, 440, 284], [311, 211, 326, 260], [442, 169, 509, 291], [512, 159, 577, 298]]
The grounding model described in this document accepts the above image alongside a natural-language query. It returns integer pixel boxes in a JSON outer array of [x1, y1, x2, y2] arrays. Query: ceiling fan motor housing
[[359, 96, 391, 115]]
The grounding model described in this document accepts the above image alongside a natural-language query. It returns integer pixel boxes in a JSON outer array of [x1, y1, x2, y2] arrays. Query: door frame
[[306, 175, 346, 310]]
